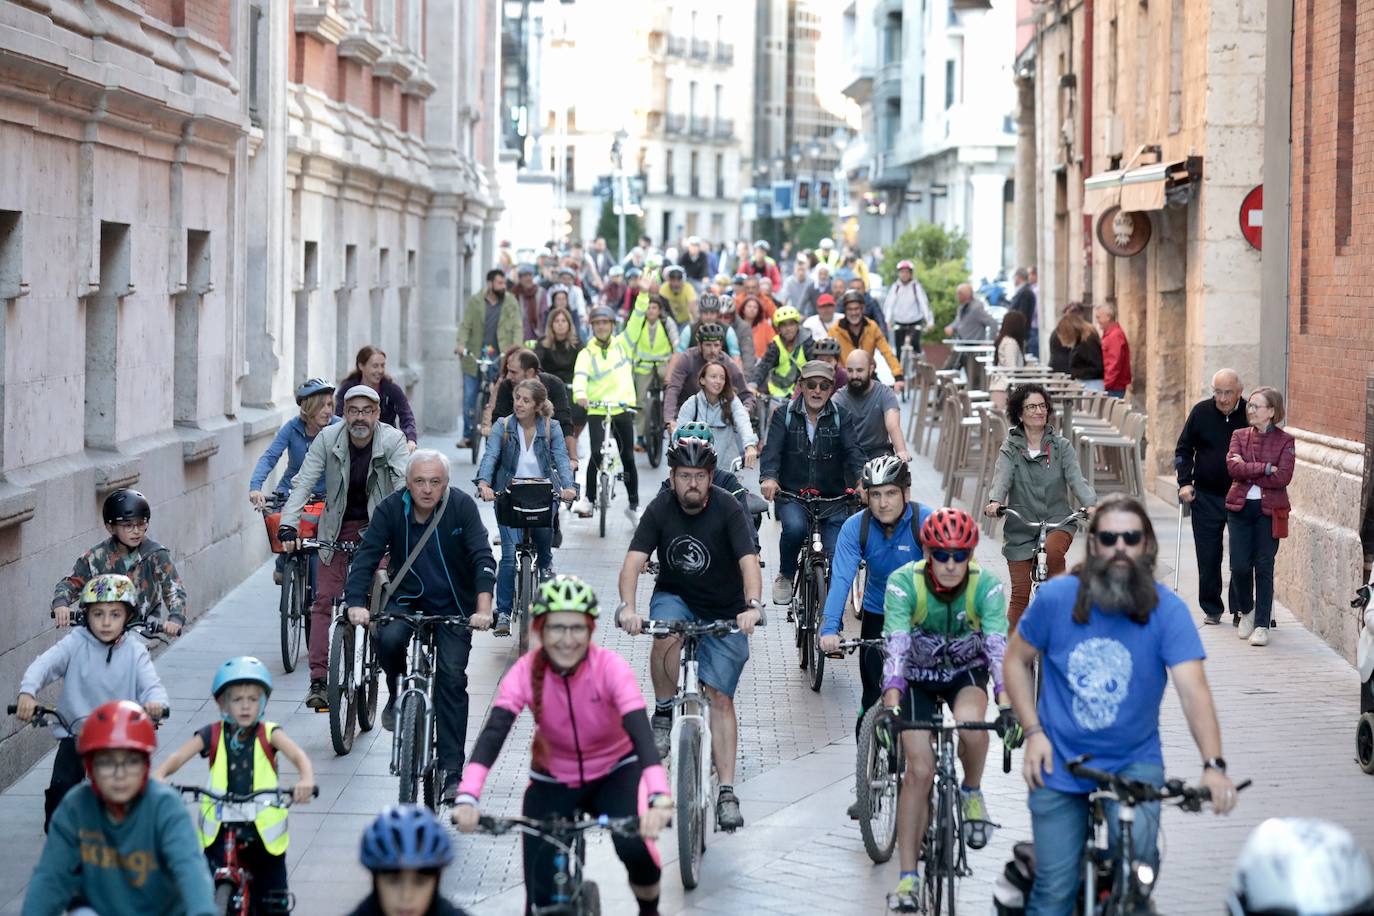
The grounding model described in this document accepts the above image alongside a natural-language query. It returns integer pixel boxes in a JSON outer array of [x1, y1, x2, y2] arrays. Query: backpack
[[206, 721, 277, 770], [857, 503, 925, 557]]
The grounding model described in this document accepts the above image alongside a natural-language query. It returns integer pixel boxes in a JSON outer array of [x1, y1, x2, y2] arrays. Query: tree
[[880, 223, 971, 340], [595, 197, 642, 258], [791, 210, 834, 252]]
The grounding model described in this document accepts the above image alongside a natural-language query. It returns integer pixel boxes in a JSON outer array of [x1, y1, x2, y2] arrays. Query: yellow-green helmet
[[80, 574, 138, 608], [531, 575, 599, 618]]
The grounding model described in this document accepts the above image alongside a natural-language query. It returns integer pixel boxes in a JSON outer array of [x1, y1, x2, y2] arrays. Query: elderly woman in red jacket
[[1225, 385, 1295, 647]]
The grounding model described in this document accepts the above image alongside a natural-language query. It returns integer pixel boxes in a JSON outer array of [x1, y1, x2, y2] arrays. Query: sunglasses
[[930, 549, 971, 564], [803, 379, 834, 392], [1095, 530, 1144, 548]]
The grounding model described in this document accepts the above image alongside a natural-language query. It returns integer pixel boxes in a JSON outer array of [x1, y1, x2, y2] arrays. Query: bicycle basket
[[496, 479, 556, 529], [265, 500, 324, 553]]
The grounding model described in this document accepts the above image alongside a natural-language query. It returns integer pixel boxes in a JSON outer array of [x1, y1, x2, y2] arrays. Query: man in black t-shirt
[[617, 437, 762, 832]]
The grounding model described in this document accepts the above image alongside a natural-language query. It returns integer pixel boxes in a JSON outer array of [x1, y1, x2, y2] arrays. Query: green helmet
[[672, 422, 715, 444], [531, 575, 599, 618]]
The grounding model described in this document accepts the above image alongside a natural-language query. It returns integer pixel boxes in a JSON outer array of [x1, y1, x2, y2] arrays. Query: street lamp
[[612, 128, 629, 260]]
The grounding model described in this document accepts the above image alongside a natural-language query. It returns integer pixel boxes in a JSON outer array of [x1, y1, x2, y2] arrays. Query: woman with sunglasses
[[452, 576, 673, 916], [984, 382, 1096, 631]]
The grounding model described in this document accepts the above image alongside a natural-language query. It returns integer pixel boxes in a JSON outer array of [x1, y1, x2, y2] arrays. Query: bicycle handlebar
[[476, 813, 643, 838], [1066, 756, 1251, 810], [825, 637, 884, 658], [368, 611, 477, 630], [995, 506, 1090, 530], [57, 609, 169, 640], [588, 400, 637, 414], [174, 784, 318, 807], [9, 704, 170, 727], [618, 616, 766, 637]]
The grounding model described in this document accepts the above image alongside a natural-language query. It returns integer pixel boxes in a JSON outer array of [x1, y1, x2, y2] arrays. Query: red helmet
[[78, 700, 157, 758], [920, 508, 979, 551]]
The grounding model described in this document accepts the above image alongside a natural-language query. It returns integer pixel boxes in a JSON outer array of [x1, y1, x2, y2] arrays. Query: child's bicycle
[[173, 784, 318, 916], [57, 608, 173, 645]]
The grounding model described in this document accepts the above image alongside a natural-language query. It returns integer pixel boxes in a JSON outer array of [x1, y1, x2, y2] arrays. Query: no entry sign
[[1239, 185, 1263, 250]]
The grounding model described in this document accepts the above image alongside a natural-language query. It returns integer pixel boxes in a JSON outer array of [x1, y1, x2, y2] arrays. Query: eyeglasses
[[1022, 402, 1049, 413], [543, 623, 591, 640], [930, 549, 971, 564], [1246, 402, 1272, 412], [1095, 530, 1144, 548], [803, 380, 833, 392], [114, 520, 149, 531], [91, 754, 147, 776], [345, 406, 378, 418]]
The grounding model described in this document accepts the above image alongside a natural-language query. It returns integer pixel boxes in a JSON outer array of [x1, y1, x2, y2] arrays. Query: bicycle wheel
[[355, 624, 378, 732], [579, 880, 601, 916], [676, 718, 705, 889], [471, 390, 487, 466], [397, 692, 425, 804], [808, 564, 828, 692], [327, 622, 357, 755], [795, 565, 810, 671], [598, 472, 609, 538], [943, 780, 960, 916], [516, 552, 535, 654], [278, 557, 302, 672], [924, 784, 947, 916], [213, 881, 234, 915], [856, 705, 899, 863], [645, 393, 664, 468]]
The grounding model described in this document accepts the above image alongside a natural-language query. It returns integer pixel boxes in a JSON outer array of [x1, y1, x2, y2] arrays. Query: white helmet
[[819, 237, 835, 250], [1227, 819, 1374, 916]]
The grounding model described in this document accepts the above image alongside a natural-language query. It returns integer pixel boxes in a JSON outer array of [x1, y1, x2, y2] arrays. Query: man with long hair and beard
[[1004, 494, 1239, 915]]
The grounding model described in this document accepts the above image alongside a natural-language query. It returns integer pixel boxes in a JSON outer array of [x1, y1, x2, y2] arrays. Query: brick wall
[[141, 0, 232, 48], [1289, 0, 1374, 443]]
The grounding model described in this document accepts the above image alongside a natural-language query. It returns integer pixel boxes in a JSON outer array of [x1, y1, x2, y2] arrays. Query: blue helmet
[[360, 805, 454, 872], [212, 657, 273, 721]]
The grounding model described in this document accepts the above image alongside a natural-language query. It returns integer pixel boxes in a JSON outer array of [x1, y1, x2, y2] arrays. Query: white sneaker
[[1249, 626, 1270, 647], [773, 574, 794, 605], [572, 498, 593, 517], [1237, 612, 1256, 640]]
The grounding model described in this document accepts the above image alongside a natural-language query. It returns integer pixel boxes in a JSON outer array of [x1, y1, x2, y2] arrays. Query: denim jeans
[[1228, 499, 1280, 627], [1027, 761, 1164, 915], [777, 498, 846, 579], [496, 523, 554, 617]]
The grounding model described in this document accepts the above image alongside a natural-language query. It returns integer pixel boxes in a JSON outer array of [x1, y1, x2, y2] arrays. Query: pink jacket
[[1225, 425, 1295, 534]]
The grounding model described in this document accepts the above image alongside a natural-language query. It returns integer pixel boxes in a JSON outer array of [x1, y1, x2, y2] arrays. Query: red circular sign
[[1239, 185, 1263, 250]]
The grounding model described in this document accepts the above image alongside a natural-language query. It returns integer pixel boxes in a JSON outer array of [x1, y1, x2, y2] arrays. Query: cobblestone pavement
[[2, 413, 1373, 915]]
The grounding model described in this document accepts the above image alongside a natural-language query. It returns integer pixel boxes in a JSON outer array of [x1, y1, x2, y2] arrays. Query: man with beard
[[279, 385, 409, 707], [1004, 493, 1238, 915], [617, 437, 763, 832], [832, 349, 909, 462], [830, 291, 904, 393]]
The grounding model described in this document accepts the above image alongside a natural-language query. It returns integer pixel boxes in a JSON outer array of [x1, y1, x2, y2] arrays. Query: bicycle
[[475, 813, 643, 915], [777, 488, 855, 692], [315, 538, 381, 756], [617, 614, 764, 889], [753, 392, 788, 446], [261, 492, 318, 673], [173, 785, 318, 916], [642, 364, 667, 469], [1065, 756, 1250, 915], [56, 609, 172, 646], [587, 400, 637, 538], [496, 479, 561, 653], [374, 609, 475, 809], [471, 348, 500, 466]]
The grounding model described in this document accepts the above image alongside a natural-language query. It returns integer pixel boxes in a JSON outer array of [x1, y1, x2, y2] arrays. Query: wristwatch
[[1203, 756, 1227, 773], [745, 598, 761, 610], [648, 793, 674, 810]]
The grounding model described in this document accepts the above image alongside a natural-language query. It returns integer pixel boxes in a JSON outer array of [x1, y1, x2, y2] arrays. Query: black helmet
[[667, 437, 717, 471], [812, 337, 841, 357], [295, 378, 335, 405], [862, 455, 911, 490], [840, 290, 867, 308], [103, 489, 151, 525], [696, 322, 727, 343]]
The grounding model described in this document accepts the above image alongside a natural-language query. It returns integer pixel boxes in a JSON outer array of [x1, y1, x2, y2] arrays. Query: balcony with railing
[[690, 177, 701, 196], [689, 115, 710, 137], [666, 35, 687, 57], [715, 41, 734, 64], [715, 179, 726, 198], [665, 174, 677, 195], [690, 38, 711, 60], [666, 113, 687, 135], [713, 117, 734, 140]]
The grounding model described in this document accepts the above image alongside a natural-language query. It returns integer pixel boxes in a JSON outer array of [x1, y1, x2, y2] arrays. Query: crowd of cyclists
[[8, 235, 1373, 916]]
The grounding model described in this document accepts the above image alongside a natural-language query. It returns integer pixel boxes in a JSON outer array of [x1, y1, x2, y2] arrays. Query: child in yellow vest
[[155, 657, 315, 914]]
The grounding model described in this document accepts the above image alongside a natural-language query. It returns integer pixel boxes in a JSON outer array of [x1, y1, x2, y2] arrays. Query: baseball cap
[[344, 384, 381, 404], [799, 361, 836, 382], [817, 293, 836, 308]]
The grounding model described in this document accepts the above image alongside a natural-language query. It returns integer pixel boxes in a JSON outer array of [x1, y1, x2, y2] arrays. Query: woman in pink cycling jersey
[[452, 575, 673, 915]]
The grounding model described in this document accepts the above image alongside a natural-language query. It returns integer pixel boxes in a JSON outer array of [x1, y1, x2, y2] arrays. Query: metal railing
[[715, 41, 734, 64], [666, 35, 687, 56], [665, 113, 686, 135], [689, 115, 710, 137], [690, 38, 711, 60], [713, 117, 734, 139]]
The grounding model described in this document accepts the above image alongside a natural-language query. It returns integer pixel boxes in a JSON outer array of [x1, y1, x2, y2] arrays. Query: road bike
[[619, 615, 764, 889], [475, 813, 644, 915], [777, 488, 854, 691], [897, 337, 920, 404], [587, 401, 636, 538], [1066, 756, 1249, 915], [496, 479, 561, 653], [642, 364, 667, 468], [261, 492, 317, 673], [471, 348, 500, 465], [173, 785, 318, 916], [375, 609, 475, 809], [317, 538, 381, 756]]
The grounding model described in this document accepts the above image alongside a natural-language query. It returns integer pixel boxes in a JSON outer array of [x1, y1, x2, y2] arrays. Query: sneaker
[[961, 788, 994, 850], [573, 498, 594, 518], [456, 437, 472, 449], [440, 770, 460, 806], [1249, 626, 1270, 647], [772, 574, 794, 605], [652, 713, 672, 759], [888, 874, 921, 913], [1237, 612, 1256, 640], [716, 788, 744, 831], [847, 798, 864, 820], [305, 678, 328, 710], [381, 697, 396, 732], [1202, 614, 1222, 626], [493, 614, 511, 637], [624, 504, 639, 523]]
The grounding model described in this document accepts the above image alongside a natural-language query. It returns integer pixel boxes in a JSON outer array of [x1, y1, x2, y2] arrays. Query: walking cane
[[1172, 499, 1186, 592]]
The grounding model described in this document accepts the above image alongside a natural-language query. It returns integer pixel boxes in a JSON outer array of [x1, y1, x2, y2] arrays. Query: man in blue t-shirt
[[1005, 494, 1238, 915]]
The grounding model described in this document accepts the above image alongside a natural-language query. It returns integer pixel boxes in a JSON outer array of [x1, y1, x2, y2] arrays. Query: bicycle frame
[[478, 814, 640, 916], [391, 623, 437, 784], [668, 632, 712, 817], [997, 507, 1087, 585]]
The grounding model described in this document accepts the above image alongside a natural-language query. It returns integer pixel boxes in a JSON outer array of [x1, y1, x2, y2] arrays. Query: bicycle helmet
[[698, 293, 721, 313], [718, 296, 737, 317], [667, 437, 718, 471], [295, 378, 335, 404], [731, 273, 748, 284], [80, 574, 138, 609], [673, 422, 715, 444], [840, 289, 868, 308], [812, 337, 841, 357], [862, 455, 911, 490], [920, 508, 980, 551], [625, 266, 643, 279], [588, 306, 617, 323], [79, 700, 158, 801], [530, 574, 599, 619], [1227, 819, 1374, 916], [896, 260, 915, 272], [360, 805, 455, 872], [695, 322, 726, 343], [212, 656, 274, 721], [772, 306, 802, 328], [664, 264, 685, 279], [753, 239, 770, 252], [103, 488, 151, 524]]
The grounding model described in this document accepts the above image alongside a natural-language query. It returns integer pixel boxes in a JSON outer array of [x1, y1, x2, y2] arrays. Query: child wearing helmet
[[351, 804, 469, 916], [24, 700, 216, 916], [15, 574, 169, 832], [453, 576, 674, 915], [154, 657, 316, 914], [51, 487, 188, 636]]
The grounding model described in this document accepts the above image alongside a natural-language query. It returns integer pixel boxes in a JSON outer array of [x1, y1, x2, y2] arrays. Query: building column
[[420, 194, 465, 433], [1013, 75, 1037, 273]]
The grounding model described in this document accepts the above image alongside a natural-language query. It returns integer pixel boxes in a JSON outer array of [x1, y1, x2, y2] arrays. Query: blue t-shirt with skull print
[[1017, 574, 1205, 794]]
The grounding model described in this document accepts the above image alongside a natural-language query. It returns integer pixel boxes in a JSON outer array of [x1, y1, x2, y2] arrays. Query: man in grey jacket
[[279, 384, 409, 707], [943, 283, 1002, 372]]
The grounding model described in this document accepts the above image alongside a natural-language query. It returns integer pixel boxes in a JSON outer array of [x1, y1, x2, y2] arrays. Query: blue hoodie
[[821, 503, 933, 636]]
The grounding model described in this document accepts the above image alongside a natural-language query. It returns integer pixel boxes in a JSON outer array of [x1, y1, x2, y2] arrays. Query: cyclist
[[663, 322, 755, 428], [485, 348, 576, 464], [453, 576, 674, 916], [17, 574, 168, 832], [818, 457, 933, 748], [623, 290, 679, 451], [353, 805, 470, 916], [572, 304, 641, 520], [153, 657, 316, 915], [1004, 493, 1236, 915], [984, 382, 1096, 631], [758, 360, 866, 605], [24, 700, 216, 916], [658, 263, 697, 325], [750, 305, 812, 401], [802, 292, 840, 342], [52, 488, 188, 636], [658, 424, 760, 551], [881, 508, 1012, 912], [535, 306, 585, 444], [829, 290, 903, 393], [674, 360, 758, 470], [617, 438, 763, 831], [457, 269, 521, 449], [278, 384, 408, 708], [744, 239, 782, 288], [676, 293, 743, 362], [883, 260, 933, 358], [1227, 818, 1374, 916], [832, 349, 910, 462], [717, 295, 759, 376], [335, 346, 419, 452]]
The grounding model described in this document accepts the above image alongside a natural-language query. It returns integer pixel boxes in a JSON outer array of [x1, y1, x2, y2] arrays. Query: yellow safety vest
[[767, 338, 807, 397], [625, 295, 673, 374], [196, 721, 289, 856], [573, 336, 637, 416]]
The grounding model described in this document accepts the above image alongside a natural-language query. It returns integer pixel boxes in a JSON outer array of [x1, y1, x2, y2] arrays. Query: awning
[[1083, 168, 1125, 214], [1083, 158, 1195, 213]]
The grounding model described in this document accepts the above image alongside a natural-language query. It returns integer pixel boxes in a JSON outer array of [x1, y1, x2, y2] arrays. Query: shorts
[[901, 668, 990, 723], [649, 591, 750, 698]]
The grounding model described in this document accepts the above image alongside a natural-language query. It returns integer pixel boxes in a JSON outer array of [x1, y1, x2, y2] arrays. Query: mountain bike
[[471, 348, 500, 465], [618, 615, 764, 889], [261, 492, 318, 673], [777, 488, 854, 691], [587, 401, 636, 538], [317, 538, 380, 756], [476, 814, 644, 915], [173, 785, 318, 916], [1066, 756, 1250, 915], [496, 479, 561, 653], [642, 364, 667, 468]]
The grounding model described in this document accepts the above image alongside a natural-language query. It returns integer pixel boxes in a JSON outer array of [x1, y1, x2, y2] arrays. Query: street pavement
[[2, 405, 1373, 915]]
